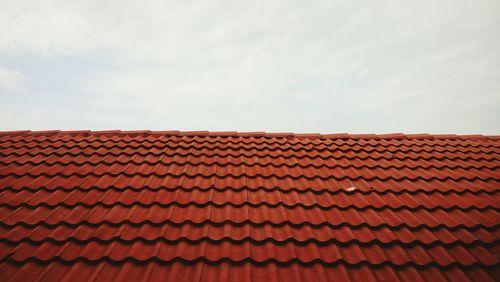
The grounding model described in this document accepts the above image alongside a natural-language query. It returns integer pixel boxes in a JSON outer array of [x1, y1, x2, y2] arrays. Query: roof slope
[[0, 130, 499, 282]]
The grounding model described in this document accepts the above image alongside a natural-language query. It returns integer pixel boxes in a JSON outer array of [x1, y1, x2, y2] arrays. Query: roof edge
[[0, 130, 498, 140]]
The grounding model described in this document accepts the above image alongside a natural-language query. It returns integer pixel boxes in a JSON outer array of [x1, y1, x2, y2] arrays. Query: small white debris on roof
[[346, 186, 356, 192]]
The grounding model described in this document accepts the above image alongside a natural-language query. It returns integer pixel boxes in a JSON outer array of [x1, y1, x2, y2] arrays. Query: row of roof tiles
[[1, 135, 498, 149], [2, 224, 497, 245], [1, 240, 498, 266], [2, 146, 498, 160], [2, 154, 499, 170], [1, 261, 497, 282], [2, 137, 499, 149], [2, 175, 498, 193], [2, 189, 497, 209], [3, 149, 497, 164], [3, 226, 498, 244], [2, 205, 497, 228], [2, 137, 498, 153], [1, 163, 497, 182], [1, 130, 499, 140]]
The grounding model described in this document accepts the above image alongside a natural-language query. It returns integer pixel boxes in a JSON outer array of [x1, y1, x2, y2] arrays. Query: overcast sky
[[1, 1, 499, 134]]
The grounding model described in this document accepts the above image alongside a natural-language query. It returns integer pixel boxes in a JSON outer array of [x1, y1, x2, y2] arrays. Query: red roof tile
[[0, 130, 499, 281]]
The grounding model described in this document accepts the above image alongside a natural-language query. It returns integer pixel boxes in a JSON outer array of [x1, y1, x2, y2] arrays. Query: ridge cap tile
[[181, 131, 209, 136], [208, 131, 239, 137], [89, 130, 122, 135], [321, 133, 350, 139], [293, 133, 322, 139], [377, 133, 406, 139], [458, 134, 487, 140], [405, 134, 432, 139], [58, 130, 91, 135], [349, 134, 379, 139], [238, 131, 266, 137], [30, 130, 61, 136], [119, 130, 152, 135], [264, 132, 295, 138], [150, 130, 180, 135], [431, 134, 459, 139], [2, 130, 499, 140], [0, 130, 31, 135]]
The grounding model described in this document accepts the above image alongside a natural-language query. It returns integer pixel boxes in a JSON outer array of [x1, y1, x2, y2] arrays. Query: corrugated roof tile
[[1, 130, 498, 281]]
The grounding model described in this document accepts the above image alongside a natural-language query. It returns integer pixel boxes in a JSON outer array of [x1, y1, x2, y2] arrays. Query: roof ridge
[[0, 130, 498, 140]]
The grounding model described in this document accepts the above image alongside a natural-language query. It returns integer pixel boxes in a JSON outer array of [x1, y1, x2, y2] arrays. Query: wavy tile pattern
[[0, 130, 499, 282]]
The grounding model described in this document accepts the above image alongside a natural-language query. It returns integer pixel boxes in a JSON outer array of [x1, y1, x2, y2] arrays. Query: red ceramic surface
[[0, 131, 499, 281]]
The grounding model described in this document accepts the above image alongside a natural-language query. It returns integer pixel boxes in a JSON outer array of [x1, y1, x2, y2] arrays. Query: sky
[[0, 0, 499, 134]]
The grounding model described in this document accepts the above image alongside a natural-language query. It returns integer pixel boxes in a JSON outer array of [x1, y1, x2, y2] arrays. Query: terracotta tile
[[201, 262, 251, 282], [1, 131, 498, 281]]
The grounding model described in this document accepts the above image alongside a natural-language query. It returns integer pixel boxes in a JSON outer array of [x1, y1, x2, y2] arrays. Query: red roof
[[0, 130, 499, 282]]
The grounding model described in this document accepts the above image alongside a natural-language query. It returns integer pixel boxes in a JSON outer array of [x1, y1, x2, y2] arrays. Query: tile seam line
[[198, 168, 215, 282]]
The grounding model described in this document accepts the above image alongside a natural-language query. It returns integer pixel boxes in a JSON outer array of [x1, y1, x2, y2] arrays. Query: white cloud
[[0, 65, 24, 92], [0, 0, 499, 133]]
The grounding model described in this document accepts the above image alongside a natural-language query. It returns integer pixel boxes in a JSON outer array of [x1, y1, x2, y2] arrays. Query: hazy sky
[[1, 1, 499, 134]]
